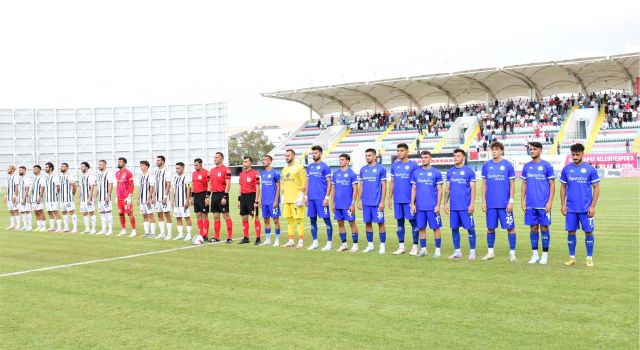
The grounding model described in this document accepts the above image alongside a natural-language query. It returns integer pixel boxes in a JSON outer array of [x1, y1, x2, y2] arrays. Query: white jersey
[[31, 175, 44, 204], [17, 175, 31, 203], [154, 167, 171, 201], [79, 173, 96, 202], [96, 170, 115, 202], [44, 173, 60, 202], [139, 172, 156, 204], [172, 174, 191, 208], [58, 173, 76, 203], [6, 173, 16, 200]]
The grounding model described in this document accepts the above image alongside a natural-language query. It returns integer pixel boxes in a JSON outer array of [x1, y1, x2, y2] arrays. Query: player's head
[[117, 157, 127, 169], [60, 162, 69, 173], [33, 165, 41, 175], [311, 145, 323, 162], [262, 154, 273, 167], [452, 149, 466, 166], [338, 153, 350, 168], [365, 148, 377, 165], [529, 142, 543, 160], [396, 143, 409, 160], [214, 152, 224, 166], [7, 165, 15, 174], [80, 162, 90, 173], [285, 149, 295, 164], [490, 141, 504, 159], [44, 162, 54, 173], [156, 155, 165, 167], [98, 160, 107, 171], [18, 166, 26, 176], [243, 156, 253, 169], [139, 160, 150, 172], [421, 150, 432, 167], [570, 143, 585, 164], [175, 162, 185, 175], [193, 158, 203, 170]]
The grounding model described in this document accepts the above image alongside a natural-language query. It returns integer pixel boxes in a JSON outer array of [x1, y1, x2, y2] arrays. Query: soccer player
[[305, 145, 333, 251], [31, 165, 47, 232], [116, 157, 136, 237], [58, 162, 78, 233], [560, 143, 599, 267], [16, 166, 33, 231], [520, 142, 555, 264], [207, 152, 233, 243], [191, 158, 210, 240], [410, 151, 443, 257], [259, 154, 281, 246], [238, 156, 261, 244], [171, 162, 193, 241], [79, 162, 97, 234], [331, 153, 359, 252], [6, 165, 19, 229], [480, 142, 517, 262], [357, 148, 387, 254], [443, 149, 476, 259], [281, 149, 306, 248], [43, 162, 62, 232], [96, 160, 115, 235], [154, 155, 173, 240], [388, 143, 420, 255], [138, 160, 156, 238]]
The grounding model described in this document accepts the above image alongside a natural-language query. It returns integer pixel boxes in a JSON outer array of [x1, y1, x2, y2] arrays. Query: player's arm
[[89, 183, 95, 204], [222, 171, 230, 205], [13, 182, 19, 202], [71, 179, 77, 196], [507, 178, 515, 212], [410, 183, 417, 214], [295, 167, 305, 206], [185, 183, 192, 209], [357, 179, 363, 210], [435, 183, 442, 213], [481, 178, 487, 212], [560, 183, 567, 216], [546, 179, 555, 212], [127, 177, 134, 204], [588, 183, 599, 218], [520, 179, 527, 212], [164, 177, 171, 204], [273, 179, 280, 209], [149, 184, 155, 204], [469, 180, 476, 215], [443, 182, 450, 214], [255, 176, 261, 208], [38, 184, 45, 203], [23, 185, 30, 205], [387, 177, 394, 207], [379, 179, 386, 211], [350, 181, 358, 214], [323, 174, 332, 207], [330, 181, 336, 213], [106, 179, 113, 205]]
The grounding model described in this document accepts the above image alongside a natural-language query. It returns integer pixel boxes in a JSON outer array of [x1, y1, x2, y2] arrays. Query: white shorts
[[45, 202, 59, 212], [140, 203, 154, 215], [173, 206, 190, 218], [98, 201, 112, 213], [6, 200, 18, 211], [60, 202, 75, 212], [19, 203, 31, 212], [154, 200, 171, 213], [80, 201, 95, 213], [31, 202, 44, 211]]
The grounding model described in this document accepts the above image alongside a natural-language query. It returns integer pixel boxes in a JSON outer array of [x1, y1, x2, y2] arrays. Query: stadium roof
[[262, 53, 639, 116]]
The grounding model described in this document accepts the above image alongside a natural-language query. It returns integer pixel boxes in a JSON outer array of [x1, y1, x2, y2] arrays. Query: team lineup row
[[5, 141, 599, 267]]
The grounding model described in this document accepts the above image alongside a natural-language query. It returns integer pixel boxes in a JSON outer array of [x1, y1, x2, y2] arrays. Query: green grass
[[0, 179, 638, 349]]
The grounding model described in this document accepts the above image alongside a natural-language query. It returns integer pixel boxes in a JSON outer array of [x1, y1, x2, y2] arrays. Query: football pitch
[[1, 178, 638, 349]]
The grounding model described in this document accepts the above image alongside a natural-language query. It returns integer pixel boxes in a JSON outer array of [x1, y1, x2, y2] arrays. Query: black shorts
[[210, 192, 229, 214], [239, 193, 257, 217], [193, 192, 209, 214]]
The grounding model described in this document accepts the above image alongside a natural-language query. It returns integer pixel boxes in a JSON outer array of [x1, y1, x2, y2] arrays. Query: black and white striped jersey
[[139, 172, 156, 204], [45, 173, 60, 202], [172, 174, 191, 207], [96, 170, 115, 202], [58, 173, 76, 203], [31, 175, 43, 203], [17, 176, 31, 203], [80, 173, 96, 203], [154, 167, 171, 200], [6, 174, 16, 200]]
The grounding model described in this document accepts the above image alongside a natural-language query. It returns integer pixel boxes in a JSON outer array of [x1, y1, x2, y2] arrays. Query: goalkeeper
[[281, 149, 307, 248]]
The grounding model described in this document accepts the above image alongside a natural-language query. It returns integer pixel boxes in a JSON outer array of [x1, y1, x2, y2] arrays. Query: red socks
[[129, 214, 136, 229], [242, 220, 249, 238], [254, 220, 261, 238], [197, 219, 204, 236], [226, 218, 233, 239], [119, 214, 126, 228], [214, 220, 221, 240], [203, 219, 209, 238]]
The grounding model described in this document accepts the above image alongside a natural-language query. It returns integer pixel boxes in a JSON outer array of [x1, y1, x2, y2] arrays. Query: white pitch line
[[0, 242, 217, 279]]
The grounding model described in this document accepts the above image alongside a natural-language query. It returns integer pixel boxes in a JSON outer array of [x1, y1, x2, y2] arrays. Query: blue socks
[[419, 237, 426, 248], [487, 232, 496, 248], [366, 231, 373, 243], [397, 219, 405, 243], [508, 233, 517, 250], [452, 228, 461, 250], [339, 232, 347, 243], [310, 217, 318, 240], [380, 232, 386, 243], [265, 228, 271, 240], [409, 219, 418, 244], [541, 230, 550, 252], [530, 231, 539, 250], [567, 234, 577, 256], [435, 238, 441, 248], [585, 234, 594, 257], [352, 233, 359, 243], [468, 228, 476, 250], [323, 218, 333, 242]]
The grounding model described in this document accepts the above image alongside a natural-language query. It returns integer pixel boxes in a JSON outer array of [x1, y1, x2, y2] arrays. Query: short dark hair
[[570, 143, 585, 153], [490, 141, 504, 151], [33, 165, 42, 170], [61, 162, 69, 168], [285, 149, 295, 155], [99, 160, 106, 164], [243, 156, 253, 163], [118, 157, 127, 164], [194, 158, 203, 164], [140, 160, 150, 167], [421, 150, 432, 157], [529, 141, 543, 149], [45, 162, 54, 170], [453, 149, 467, 157], [311, 145, 323, 153], [19, 165, 26, 170], [156, 155, 165, 163], [215, 152, 224, 159], [397, 143, 409, 150], [176, 162, 185, 167], [339, 153, 351, 161], [365, 148, 376, 155], [263, 154, 273, 161], [81, 162, 90, 169]]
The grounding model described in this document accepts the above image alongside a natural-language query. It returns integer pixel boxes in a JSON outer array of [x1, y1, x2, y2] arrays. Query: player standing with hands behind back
[[358, 148, 387, 254]]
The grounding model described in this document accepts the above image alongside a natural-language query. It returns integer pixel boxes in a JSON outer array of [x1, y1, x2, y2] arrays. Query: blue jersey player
[[560, 143, 600, 267], [259, 155, 281, 247], [331, 153, 359, 252], [357, 148, 387, 254], [520, 142, 555, 265], [388, 143, 420, 256], [444, 149, 477, 260], [410, 151, 443, 257], [481, 141, 517, 262], [305, 145, 333, 251]]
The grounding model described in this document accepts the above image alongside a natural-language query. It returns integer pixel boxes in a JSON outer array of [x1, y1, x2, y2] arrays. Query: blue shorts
[[566, 212, 595, 232], [416, 210, 442, 230], [363, 205, 385, 223], [393, 203, 415, 220], [334, 208, 356, 222], [524, 208, 551, 226], [450, 210, 475, 230], [486, 208, 515, 230], [262, 204, 281, 219], [307, 199, 330, 219]]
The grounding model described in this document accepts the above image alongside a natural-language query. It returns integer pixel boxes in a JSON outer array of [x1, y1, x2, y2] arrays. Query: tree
[[228, 130, 274, 165]]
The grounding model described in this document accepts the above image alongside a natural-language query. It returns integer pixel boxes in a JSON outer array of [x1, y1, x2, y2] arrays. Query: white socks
[[488, 248, 495, 255], [150, 222, 156, 236], [166, 223, 172, 235], [56, 219, 62, 230], [143, 221, 150, 235], [63, 215, 69, 230], [71, 214, 77, 231], [158, 221, 165, 235], [91, 215, 96, 231], [84, 216, 91, 230]]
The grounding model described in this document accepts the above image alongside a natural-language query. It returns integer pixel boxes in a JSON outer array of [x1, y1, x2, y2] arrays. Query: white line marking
[[0, 242, 217, 279]]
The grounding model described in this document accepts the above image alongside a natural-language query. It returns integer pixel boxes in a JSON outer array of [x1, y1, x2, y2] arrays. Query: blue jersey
[[560, 163, 600, 213], [306, 161, 332, 200], [359, 163, 387, 207], [411, 167, 443, 210], [446, 165, 476, 211], [260, 169, 280, 205], [390, 160, 419, 203], [520, 160, 555, 209], [332, 168, 358, 209], [481, 159, 516, 208]]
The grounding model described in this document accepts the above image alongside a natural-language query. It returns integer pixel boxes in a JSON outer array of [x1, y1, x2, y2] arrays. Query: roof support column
[[309, 106, 313, 120]]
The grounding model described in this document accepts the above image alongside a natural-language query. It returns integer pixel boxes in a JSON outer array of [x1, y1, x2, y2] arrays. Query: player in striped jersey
[[138, 160, 157, 238], [16, 166, 33, 231], [44, 162, 63, 232], [96, 160, 115, 235], [154, 155, 173, 240], [59, 163, 78, 232], [6, 165, 20, 230], [31, 165, 47, 231], [171, 162, 193, 241], [79, 162, 97, 234]]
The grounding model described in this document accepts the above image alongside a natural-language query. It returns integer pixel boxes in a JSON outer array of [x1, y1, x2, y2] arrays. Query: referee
[[208, 152, 233, 243], [238, 156, 261, 245], [191, 158, 210, 240]]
